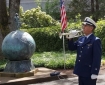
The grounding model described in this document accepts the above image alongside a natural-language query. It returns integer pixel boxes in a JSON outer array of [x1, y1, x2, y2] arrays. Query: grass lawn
[[0, 51, 105, 69], [32, 51, 76, 69]]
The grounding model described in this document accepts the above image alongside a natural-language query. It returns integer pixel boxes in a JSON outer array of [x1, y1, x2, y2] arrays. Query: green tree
[[9, 0, 20, 31], [68, 0, 105, 21], [45, 0, 60, 19], [35, 0, 41, 7], [22, 7, 59, 28], [0, 0, 10, 59], [0, 0, 20, 59]]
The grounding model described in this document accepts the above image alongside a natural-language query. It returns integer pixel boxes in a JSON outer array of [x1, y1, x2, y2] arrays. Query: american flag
[[60, 0, 67, 32]]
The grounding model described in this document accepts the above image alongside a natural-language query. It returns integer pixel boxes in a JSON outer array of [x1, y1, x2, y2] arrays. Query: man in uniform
[[68, 17, 102, 85]]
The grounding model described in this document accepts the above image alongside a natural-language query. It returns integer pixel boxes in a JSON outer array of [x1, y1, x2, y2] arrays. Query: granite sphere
[[2, 30, 36, 60]]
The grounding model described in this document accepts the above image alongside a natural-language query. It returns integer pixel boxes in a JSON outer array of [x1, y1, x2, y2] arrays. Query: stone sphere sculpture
[[2, 30, 36, 61]]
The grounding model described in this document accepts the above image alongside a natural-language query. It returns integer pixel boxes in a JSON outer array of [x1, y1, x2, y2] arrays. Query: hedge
[[23, 18, 105, 53], [24, 25, 68, 52], [95, 19, 105, 54]]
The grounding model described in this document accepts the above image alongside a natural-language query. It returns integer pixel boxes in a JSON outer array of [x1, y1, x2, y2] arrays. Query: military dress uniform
[[68, 34, 102, 85]]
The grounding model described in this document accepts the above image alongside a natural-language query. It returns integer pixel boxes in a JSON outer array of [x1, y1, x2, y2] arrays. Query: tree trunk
[[0, 0, 10, 59], [91, 0, 95, 14], [95, 0, 99, 21], [9, 0, 20, 31]]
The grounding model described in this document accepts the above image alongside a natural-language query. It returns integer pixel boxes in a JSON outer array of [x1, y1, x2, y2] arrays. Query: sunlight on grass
[[0, 52, 105, 69], [32, 51, 76, 69], [0, 59, 7, 69]]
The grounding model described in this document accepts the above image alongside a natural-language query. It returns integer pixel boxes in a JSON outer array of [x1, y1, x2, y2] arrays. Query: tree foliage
[[0, 0, 20, 59], [95, 19, 105, 53], [67, 0, 105, 21], [45, 0, 60, 19], [21, 7, 59, 28]]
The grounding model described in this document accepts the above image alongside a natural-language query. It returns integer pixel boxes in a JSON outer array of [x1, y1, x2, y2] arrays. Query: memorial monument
[[2, 13, 36, 73]]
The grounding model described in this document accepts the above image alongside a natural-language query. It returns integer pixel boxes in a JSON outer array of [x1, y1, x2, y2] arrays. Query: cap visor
[[82, 22, 93, 26], [82, 22, 87, 25]]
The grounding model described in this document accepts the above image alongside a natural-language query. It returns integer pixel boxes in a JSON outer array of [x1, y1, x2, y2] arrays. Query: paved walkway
[[0, 67, 105, 85], [28, 66, 105, 85], [29, 74, 105, 85]]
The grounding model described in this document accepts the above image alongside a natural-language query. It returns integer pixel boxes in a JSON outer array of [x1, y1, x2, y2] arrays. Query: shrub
[[22, 14, 105, 53], [95, 19, 105, 53], [22, 14, 82, 52], [25, 25, 66, 52], [21, 6, 59, 28], [0, 59, 7, 69]]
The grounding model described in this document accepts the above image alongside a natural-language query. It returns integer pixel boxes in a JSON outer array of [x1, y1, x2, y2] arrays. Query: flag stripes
[[60, 0, 67, 32]]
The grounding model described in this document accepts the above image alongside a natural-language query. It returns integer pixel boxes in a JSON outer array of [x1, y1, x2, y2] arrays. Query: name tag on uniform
[[87, 44, 92, 46], [87, 44, 92, 49]]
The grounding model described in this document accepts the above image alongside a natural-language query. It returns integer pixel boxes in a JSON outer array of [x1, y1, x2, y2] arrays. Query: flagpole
[[63, 34, 66, 70], [60, 0, 67, 70]]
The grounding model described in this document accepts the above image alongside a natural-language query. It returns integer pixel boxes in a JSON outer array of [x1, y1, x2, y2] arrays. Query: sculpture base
[[4, 59, 35, 73], [0, 68, 38, 78]]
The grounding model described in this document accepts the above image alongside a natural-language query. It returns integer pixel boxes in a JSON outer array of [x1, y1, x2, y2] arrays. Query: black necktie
[[84, 37, 87, 42]]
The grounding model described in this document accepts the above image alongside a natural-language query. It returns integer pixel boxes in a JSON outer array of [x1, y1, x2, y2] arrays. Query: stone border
[[0, 73, 68, 85], [0, 69, 38, 78], [0, 68, 69, 85]]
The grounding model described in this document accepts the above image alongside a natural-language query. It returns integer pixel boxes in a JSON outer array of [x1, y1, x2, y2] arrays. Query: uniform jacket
[[68, 34, 102, 77]]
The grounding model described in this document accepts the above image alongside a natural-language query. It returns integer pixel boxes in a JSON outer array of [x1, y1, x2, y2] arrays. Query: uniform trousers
[[78, 76, 97, 85]]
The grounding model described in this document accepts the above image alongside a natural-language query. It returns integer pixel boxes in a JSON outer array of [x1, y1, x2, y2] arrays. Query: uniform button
[[79, 55, 81, 57], [82, 47, 83, 48], [81, 51, 82, 53], [89, 65, 91, 67], [79, 60, 80, 62], [95, 68, 97, 70]]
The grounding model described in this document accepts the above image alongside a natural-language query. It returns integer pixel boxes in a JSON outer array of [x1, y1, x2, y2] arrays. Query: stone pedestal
[[4, 59, 35, 73]]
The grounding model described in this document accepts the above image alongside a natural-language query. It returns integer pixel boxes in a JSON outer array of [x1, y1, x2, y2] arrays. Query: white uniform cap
[[82, 17, 96, 28]]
